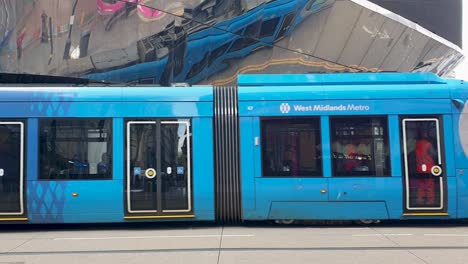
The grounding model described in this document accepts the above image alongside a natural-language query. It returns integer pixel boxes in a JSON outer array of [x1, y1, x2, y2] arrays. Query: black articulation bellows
[[214, 85, 242, 223]]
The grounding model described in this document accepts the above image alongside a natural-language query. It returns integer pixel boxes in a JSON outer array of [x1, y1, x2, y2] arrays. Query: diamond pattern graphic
[[26, 90, 76, 223], [29, 181, 67, 222]]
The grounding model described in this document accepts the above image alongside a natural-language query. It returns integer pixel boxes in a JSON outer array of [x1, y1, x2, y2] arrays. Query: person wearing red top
[[416, 131, 436, 173], [414, 130, 437, 206]]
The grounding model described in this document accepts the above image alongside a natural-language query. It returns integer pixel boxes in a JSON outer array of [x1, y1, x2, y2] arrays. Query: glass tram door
[[126, 120, 192, 217], [160, 121, 191, 213], [126, 121, 158, 214], [0, 122, 26, 218], [402, 118, 446, 214]]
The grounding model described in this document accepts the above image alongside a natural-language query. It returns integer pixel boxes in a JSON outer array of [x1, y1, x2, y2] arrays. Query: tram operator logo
[[280, 103, 291, 114]]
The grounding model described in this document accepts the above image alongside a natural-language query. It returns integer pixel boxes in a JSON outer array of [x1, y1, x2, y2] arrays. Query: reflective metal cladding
[[0, 0, 464, 85]]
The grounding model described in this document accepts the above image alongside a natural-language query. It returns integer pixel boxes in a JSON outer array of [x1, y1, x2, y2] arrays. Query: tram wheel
[[355, 219, 381, 225], [275, 219, 296, 225]]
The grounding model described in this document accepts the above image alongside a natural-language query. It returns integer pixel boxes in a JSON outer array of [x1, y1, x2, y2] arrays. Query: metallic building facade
[[0, 0, 464, 85], [368, 0, 462, 47]]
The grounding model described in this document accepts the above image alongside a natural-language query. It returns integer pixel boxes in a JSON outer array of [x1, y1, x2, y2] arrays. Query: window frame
[[38, 118, 113, 181]]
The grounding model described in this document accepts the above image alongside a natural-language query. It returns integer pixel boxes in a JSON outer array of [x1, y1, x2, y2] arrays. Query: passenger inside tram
[[413, 129, 438, 206]]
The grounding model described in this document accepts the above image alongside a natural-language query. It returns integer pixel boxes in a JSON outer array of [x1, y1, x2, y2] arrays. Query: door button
[[320, 189, 327, 193], [145, 168, 156, 179], [431, 166, 442, 176]]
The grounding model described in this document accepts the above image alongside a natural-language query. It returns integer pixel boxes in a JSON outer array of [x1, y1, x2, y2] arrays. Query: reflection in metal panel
[[367, 0, 461, 47], [0, 0, 463, 85]]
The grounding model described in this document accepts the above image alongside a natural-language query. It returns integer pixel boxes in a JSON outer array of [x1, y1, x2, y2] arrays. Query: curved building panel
[[0, 0, 463, 85], [368, 0, 462, 47]]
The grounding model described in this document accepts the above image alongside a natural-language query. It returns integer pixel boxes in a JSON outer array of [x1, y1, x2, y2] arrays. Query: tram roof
[[238, 73, 467, 101], [0, 85, 214, 102], [0, 73, 466, 103]]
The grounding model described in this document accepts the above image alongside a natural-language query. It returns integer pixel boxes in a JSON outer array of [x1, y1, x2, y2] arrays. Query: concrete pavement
[[0, 222, 467, 263]]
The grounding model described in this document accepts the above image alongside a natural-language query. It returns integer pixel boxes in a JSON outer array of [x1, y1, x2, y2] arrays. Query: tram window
[[330, 117, 390, 177], [39, 119, 112, 180], [261, 117, 322, 177]]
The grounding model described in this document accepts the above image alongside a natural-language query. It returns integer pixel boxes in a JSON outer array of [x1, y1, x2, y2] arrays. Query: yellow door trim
[[403, 213, 449, 216], [0, 217, 28, 221], [124, 215, 196, 220]]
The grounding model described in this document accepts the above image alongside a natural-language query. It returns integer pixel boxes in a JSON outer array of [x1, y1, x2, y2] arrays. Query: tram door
[[0, 122, 26, 219], [401, 118, 446, 214], [125, 120, 192, 217]]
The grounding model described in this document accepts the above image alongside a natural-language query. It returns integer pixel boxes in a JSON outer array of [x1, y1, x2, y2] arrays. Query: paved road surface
[[0, 221, 467, 264]]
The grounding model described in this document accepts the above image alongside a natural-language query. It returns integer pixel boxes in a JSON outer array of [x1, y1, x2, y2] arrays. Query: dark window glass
[[39, 119, 112, 180], [0, 122, 23, 213], [161, 121, 190, 211], [127, 122, 157, 211], [228, 38, 258, 52], [331, 117, 390, 177], [245, 21, 261, 38], [259, 17, 281, 38], [102, 0, 118, 4], [262, 118, 322, 177]]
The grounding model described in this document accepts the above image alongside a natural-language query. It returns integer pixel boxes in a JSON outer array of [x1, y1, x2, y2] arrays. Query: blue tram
[[0, 72, 467, 224]]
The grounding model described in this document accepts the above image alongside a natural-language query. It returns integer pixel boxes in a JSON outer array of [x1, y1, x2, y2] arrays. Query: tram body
[[0, 86, 215, 223], [238, 73, 468, 221], [0, 72, 467, 223]]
